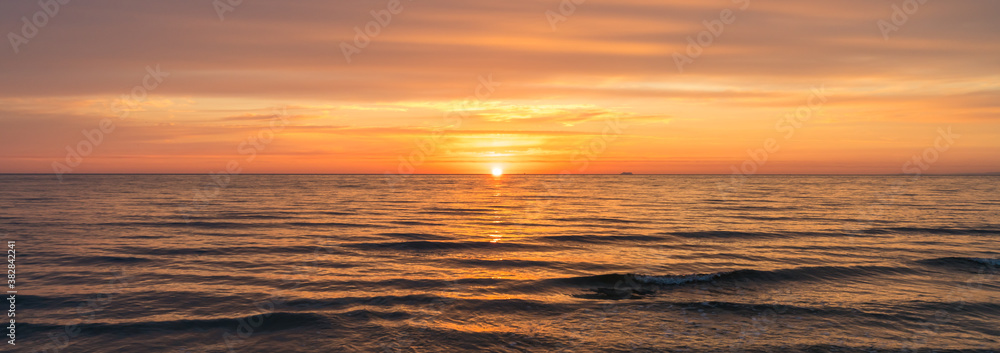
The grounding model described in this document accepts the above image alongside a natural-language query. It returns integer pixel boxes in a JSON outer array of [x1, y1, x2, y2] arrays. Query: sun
[[491, 167, 503, 177]]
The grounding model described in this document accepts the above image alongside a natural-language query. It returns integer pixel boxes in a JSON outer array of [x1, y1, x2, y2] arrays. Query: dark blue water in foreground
[[2, 175, 999, 352]]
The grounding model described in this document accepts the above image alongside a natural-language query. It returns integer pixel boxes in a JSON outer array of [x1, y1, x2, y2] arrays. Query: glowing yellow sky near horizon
[[1, 0, 998, 174]]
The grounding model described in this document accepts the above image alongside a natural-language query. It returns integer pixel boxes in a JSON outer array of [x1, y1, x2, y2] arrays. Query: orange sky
[[1, 0, 998, 174]]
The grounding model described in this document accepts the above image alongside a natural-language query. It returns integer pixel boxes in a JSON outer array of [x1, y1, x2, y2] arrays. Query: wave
[[26, 272, 125, 286], [556, 272, 724, 288], [169, 212, 301, 220], [663, 230, 850, 239], [552, 217, 641, 224], [20, 312, 329, 337], [287, 222, 384, 228], [486, 221, 561, 228], [100, 221, 277, 229], [342, 241, 546, 251], [713, 205, 797, 211], [284, 295, 571, 316], [284, 294, 444, 309], [664, 230, 788, 239], [65, 255, 153, 264], [377, 232, 453, 240], [864, 227, 1000, 235], [390, 220, 445, 226], [316, 211, 358, 216], [330, 277, 509, 290], [16, 294, 87, 310], [972, 258, 1000, 266], [556, 265, 918, 299], [753, 345, 988, 353], [418, 207, 492, 215], [545, 217, 646, 229], [445, 258, 561, 268], [539, 234, 666, 243], [99, 221, 383, 229], [643, 300, 868, 319], [895, 300, 1000, 316], [102, 272, 509, 293], [119, 245, 344, 256], [918, 256, 1000, 270], [120, 234, 170, 239]]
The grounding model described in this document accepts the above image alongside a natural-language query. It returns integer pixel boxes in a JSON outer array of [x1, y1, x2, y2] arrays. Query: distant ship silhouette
[[620, 172, 633, 175]]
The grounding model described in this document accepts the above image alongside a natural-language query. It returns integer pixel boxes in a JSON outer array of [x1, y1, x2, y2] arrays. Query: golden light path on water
[[3, 175, 998, 352]]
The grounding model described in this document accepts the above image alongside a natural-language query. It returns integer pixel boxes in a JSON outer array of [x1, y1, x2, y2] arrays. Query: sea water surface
[[2, 175, 999, 352]]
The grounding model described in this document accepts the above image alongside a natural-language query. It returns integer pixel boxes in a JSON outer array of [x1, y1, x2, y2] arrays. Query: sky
[[1, 0, 998, 174]]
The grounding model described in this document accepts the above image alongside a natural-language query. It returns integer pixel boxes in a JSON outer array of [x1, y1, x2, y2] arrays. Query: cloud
[[1, 0, 998, 173]]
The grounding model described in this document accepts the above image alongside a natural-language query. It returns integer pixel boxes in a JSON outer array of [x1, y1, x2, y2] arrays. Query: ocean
[[3, 174, 998, 352]]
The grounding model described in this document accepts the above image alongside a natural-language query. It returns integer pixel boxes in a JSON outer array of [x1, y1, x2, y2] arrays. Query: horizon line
[[3, 173, 999, 176]]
